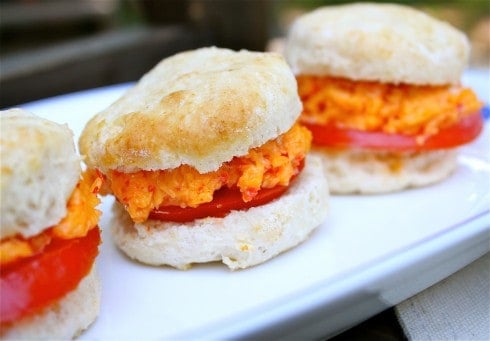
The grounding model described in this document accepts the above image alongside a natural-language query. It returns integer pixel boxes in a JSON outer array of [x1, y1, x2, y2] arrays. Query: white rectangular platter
[[15, 69, 489, 340]]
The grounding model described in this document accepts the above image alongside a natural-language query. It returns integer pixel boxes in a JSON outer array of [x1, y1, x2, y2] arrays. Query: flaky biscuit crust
[[79, 47, 302, 173], [0, 109, 80, 239], [312, 147, 457, 194], [285, 3, 469, 85]]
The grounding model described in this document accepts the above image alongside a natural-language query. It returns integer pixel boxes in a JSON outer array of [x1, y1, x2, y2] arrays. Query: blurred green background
[[1, 0, 488, 107]]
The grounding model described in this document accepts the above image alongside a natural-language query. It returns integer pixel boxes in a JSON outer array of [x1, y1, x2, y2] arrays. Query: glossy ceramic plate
[[16, 70, 489, 340]]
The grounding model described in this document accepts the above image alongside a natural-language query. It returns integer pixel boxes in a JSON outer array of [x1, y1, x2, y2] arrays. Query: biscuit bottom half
[[110, 156, 329, 270]]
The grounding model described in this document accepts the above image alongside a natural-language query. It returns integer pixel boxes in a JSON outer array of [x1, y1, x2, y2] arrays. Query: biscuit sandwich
[[79, 47, 329, 270], [285, 3, 484, 193], [0, 109, 102, 338]]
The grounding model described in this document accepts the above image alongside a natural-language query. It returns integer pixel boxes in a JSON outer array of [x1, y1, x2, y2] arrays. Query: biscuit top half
[[1, 109, 80, 238], [285, 2, 470, 85], [79, 47, 302, 174]]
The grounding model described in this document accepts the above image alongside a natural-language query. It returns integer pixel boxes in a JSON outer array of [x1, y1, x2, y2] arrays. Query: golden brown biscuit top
[[285, 3, 469, 85], [79, 47, 302, 173], [1, 109, 80, 238]]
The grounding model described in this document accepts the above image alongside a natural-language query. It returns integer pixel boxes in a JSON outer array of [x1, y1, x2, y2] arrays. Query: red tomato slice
[[0, 228, 100, 325], [304, 112, 483, 151], [149, 184, 290, 223]]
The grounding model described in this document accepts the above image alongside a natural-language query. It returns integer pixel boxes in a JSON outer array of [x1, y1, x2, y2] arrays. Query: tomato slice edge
[[149, 160, 305, 223], [304, 112, 484, 151], [0, 227, 101, 325], [149, 183, 290, 223]]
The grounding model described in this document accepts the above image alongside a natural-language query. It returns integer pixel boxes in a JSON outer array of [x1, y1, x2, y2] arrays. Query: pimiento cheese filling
[[297, 75, 482, 138], [106, 123, 312, 223], [0, 170, 102, 266]]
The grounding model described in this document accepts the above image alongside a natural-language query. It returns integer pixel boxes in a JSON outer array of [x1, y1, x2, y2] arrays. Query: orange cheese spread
[[0, 170, 102, 266], [297, 76, 482, 137], [107, 123, 312, 223]]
